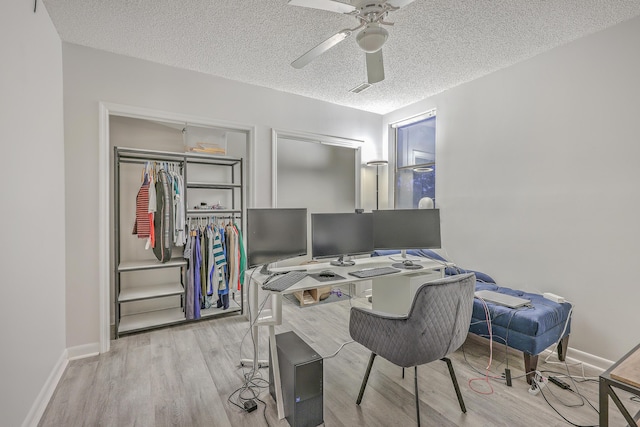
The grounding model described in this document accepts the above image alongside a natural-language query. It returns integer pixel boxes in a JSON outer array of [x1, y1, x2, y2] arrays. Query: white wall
[[0, 2, 66, 426], [384, 15, 640, 363], [62, 43, 383, 349]]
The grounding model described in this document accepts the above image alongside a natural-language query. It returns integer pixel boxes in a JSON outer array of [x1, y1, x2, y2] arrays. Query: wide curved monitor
[[311, 212, 374, 266], [246, 208, 307, 270]]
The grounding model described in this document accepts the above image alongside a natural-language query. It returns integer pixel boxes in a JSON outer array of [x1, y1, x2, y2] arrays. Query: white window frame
[[390, 109, 436, 208]]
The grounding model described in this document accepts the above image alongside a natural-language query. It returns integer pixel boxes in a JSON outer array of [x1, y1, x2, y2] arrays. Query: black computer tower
[[269, 331, 323, 427]]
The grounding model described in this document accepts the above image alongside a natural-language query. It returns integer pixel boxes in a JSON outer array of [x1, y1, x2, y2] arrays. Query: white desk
[[245, 256, 449, 420]]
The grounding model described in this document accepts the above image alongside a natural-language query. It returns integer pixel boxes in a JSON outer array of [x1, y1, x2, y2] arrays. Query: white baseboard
[[465, 333, 614, 373], [21, 349, 68, 427], [564, 347, 614, 372], [67, 342, 100, 361], [22, 342, 101, 427]]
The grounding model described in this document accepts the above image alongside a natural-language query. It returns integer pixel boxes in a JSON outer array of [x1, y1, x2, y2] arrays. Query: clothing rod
[[117, 158, 183, 166], [115, 146, 242, 164], [187, 215, 241, 219]]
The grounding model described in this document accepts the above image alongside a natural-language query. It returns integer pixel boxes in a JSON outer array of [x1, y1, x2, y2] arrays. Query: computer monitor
[[246, 208, 308, 273], [311, 212, 374, 266], [373, 209, 441, 253]]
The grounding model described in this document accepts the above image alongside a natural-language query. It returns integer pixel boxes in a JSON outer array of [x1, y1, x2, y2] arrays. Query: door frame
[[98, 102, 255, 352]]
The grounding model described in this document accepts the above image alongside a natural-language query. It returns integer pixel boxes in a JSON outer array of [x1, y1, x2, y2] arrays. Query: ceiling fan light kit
[[356, 23, 388, 53], [288, 0, 416, 85]]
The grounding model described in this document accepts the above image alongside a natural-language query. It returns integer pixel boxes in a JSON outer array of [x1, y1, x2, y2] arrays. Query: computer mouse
[[319, 270, 336, 278], [403, 260, 414, 267]]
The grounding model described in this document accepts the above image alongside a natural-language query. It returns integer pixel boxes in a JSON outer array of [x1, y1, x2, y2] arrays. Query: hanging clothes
[[225, 223, 239, 296], [216, 224, 229, 309], [199, 226, 207, 309], [172, 172, 186, 247], [184, 228, 195, 320], [212, 224, 228, 309], [193, 229, 202, 319], [206, 225, 215, 296], [131, 172, 151, 239], [147, 164, 156, 249], [152, 169, 173, 262], [234, 222, 247, 291]]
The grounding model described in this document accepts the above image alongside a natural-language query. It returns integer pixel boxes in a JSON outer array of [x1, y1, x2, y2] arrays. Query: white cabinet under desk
[[372, 269, 444, 315]]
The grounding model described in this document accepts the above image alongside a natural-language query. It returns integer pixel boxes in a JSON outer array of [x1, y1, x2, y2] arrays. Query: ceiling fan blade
[[366, 49, 385, 84], [291, 30, 351, 69], [386, 0, 417, 8], [288, 0, 356, 14]]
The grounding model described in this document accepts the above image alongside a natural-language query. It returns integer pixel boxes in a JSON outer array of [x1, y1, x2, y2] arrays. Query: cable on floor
[[322, 340, 355, 359], [228, 268, 274, 420], [467, 297, 495, 395]]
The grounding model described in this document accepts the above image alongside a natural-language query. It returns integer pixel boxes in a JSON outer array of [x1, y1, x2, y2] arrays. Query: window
[[393, 111, 436, 208]]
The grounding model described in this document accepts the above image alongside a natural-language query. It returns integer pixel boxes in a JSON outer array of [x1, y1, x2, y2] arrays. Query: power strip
[[549, 376, 571, 390], [243, 399, 257, 413], [543, 292, 565, 303], [529, 372, 548, 396]]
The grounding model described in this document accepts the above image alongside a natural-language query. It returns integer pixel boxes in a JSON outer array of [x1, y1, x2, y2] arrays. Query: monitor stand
[[389, 250, 422, 263], [330, 255, 355, 267], [259, 263, 306, 275], [260, 263, 273, 275], [390, 250, 425, 270]]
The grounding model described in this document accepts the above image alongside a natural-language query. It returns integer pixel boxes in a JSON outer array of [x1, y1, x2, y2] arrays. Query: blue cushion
[[446, 266, 496, 284], [372, 249, 497, 283], [372, 249, 571, 355], [470, 283, 572, 355]]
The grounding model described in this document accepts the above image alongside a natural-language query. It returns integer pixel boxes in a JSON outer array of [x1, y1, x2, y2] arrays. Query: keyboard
[[349, 266, 400, 279], [262, 271, 308, 292]]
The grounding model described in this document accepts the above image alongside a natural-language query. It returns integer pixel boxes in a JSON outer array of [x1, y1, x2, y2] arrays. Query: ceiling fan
[[288, 0, 417, 85]]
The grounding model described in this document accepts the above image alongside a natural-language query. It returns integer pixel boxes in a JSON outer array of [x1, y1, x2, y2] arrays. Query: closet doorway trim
[[271, 128, 363, 208], [98, 102, 255, 353]]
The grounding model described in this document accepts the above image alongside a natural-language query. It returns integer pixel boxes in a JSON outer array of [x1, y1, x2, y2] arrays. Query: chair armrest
[[350, 307, 419, 366]]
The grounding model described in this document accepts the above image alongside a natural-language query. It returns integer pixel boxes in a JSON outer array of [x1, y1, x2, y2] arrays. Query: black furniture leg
[[414, 366, 421, 427], [357, 352, 377, 405], [524, 353, 539, 385], [442, 357, 466, 413], [557, 335, 570, 361]]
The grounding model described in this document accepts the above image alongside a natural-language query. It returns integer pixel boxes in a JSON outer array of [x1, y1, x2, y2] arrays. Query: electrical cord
[[231, 266, 359, 423], [537, 380, 598, 427], [543, 303, 573, 365], [465, 298, 540, 387], [468, 297, 495, 395], [227, 375, 271, 424], [254, 396, 271, 427], [541, 367, 599, 413], [464, 302, 515, 384], [529, 354, 601, 427], [229, 268, 275, 416], [322, 340, 355, 359], [460, 345, 505, 381]]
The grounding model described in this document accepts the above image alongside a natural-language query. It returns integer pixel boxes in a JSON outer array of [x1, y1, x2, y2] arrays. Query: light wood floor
[[40, 293, 638, 427]]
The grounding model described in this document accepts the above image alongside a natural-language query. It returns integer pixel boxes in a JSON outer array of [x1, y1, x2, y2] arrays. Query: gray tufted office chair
[[349, 273, 476, 426]]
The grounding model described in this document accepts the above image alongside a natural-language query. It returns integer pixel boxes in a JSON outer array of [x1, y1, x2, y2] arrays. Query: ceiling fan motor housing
[[355, 2, 392, 52]]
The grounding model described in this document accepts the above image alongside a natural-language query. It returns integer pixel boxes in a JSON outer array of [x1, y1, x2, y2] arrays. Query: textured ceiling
[[43, 0, 640, 114]]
